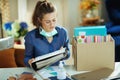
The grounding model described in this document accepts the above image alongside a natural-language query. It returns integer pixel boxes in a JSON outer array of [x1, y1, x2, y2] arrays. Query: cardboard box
[[72, 35, 115, 71]]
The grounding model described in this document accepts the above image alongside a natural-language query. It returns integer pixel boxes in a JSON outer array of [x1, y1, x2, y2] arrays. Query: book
[[31, 48, 66, 71]]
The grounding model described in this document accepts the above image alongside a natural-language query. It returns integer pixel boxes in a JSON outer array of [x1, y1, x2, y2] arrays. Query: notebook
[[74, 26, 107, 37]]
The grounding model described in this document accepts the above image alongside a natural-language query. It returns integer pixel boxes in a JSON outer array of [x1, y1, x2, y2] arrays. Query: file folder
[[74, 26, 107, 37]]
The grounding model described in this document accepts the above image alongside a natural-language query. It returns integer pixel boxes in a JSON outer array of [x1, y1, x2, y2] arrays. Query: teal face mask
[[39, 28, 58, 37]]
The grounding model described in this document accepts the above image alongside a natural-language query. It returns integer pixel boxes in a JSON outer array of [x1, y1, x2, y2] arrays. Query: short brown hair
[[32, 0, 56, 28]]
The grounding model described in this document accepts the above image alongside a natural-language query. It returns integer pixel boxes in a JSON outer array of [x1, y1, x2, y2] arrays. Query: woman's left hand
[[28, 58, 35, 66]]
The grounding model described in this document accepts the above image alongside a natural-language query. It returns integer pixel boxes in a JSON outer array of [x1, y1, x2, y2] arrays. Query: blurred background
[[0, 0, 108, 42]]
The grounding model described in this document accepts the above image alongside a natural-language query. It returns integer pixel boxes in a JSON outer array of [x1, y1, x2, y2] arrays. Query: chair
[[105, 0, 120, 62]]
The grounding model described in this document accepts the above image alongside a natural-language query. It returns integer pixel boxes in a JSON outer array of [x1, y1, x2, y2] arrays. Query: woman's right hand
[[60, 47, 67, 57], [28, 58, 35, 66]]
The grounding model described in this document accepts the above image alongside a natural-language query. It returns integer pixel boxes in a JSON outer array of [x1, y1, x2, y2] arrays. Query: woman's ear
[[38, 17, 41, 22], [37, 18, 42, 31], [38, 17, 42, 27]]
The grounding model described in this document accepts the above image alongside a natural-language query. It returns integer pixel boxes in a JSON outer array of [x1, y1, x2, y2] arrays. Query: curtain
[[0, 0, 10, 23], [0, 0, 10, 37]]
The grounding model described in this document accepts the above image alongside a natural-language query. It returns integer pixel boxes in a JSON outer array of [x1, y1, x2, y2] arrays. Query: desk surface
[[0, 67, 42, 80], [66, 62, 120, 80], [0, 63, 120, 80]]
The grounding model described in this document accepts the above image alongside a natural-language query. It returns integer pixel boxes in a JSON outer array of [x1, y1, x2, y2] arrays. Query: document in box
[[31, 48, 66, 71]]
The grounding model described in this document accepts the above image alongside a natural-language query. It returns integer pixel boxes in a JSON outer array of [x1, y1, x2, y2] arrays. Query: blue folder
[[74, 26, 107, 37]]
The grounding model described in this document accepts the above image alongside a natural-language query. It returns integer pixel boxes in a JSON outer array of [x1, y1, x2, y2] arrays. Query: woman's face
[[41, 12, 57, 32]]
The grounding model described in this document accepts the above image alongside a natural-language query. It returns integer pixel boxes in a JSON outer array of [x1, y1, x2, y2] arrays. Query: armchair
[[105, 0, 120, 62]]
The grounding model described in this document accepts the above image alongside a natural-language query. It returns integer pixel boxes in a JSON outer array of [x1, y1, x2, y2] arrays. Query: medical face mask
[[40, 28, 58, 37]]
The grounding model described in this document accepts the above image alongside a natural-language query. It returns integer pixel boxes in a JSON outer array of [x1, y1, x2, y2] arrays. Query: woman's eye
[[45, 21, 50, 24], [53, 19, 56, 22]]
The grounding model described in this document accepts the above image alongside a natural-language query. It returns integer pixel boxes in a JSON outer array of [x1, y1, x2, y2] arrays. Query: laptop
[[71, 68, 113, 80]]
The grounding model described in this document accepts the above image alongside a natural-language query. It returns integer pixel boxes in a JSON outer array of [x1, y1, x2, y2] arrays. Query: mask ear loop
[[38, 17, 42, 32], [39, 26, 42, 32]]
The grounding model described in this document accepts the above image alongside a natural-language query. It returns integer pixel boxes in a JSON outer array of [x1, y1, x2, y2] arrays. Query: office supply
[[31, 48, 66, 71], [57, 61, 66, 79], [37, 66, 71, 80], [30, 48, 67, 79], [71, 68, 113, 80], [36, 66, 58, 79], [74, 26, 107, 37]]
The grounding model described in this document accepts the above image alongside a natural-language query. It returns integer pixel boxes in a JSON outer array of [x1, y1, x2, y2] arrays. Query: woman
[[24, 0, 70, 67]]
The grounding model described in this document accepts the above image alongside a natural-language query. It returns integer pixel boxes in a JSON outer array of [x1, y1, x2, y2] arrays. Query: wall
[[9, 0, 18, 22], [62, 0, 80, 41]]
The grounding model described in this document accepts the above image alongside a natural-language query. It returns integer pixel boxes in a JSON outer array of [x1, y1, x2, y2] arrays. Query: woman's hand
[[60, 47, 63, 49], [28, 58, 35, 66], [60, 47, 68, 57]]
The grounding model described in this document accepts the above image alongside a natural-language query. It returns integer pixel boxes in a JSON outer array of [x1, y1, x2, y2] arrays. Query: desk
[[0, 67, 42, 80], [0, 63, 120, 80], [65, 62, 120, 80]]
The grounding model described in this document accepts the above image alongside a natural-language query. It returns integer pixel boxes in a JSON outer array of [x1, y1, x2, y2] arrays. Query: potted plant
[[3, 21, 28, 44]]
